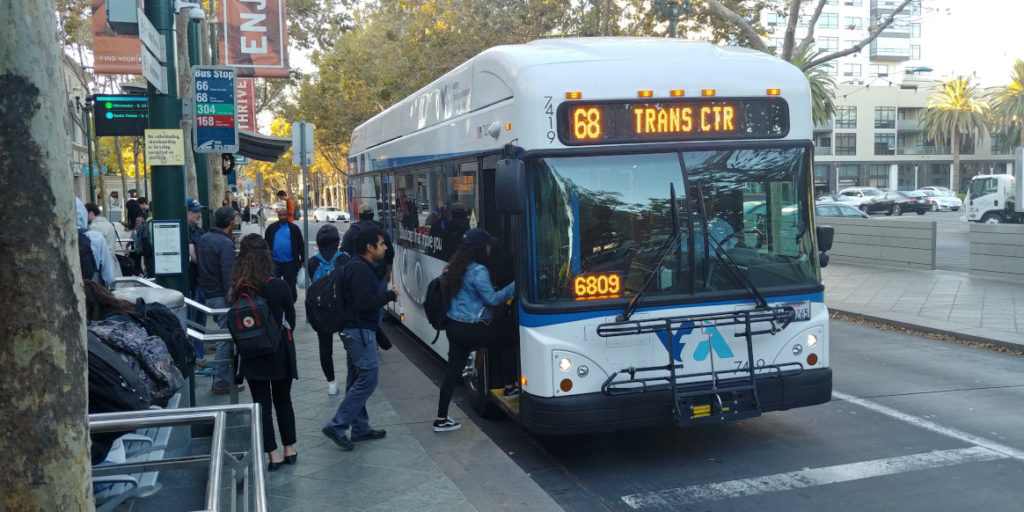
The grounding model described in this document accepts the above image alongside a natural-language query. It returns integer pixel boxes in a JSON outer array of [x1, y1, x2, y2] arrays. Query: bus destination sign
[[558, 97, 789, 145]]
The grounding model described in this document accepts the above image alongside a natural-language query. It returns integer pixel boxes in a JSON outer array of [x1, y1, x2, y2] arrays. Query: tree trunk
[[952, 127, 961, 193], [119, 140, 129, 225], [0, 2, 93, 510], [176, 11, 198, 201], [133, 138, 141, 195]]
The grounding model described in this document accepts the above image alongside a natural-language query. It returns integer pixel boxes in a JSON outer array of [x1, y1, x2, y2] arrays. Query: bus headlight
[[558, 357, 573, 373], [807, 333, 818, 347]]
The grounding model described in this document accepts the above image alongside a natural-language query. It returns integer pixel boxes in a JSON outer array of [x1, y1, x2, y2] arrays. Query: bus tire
[[464, 349, 500, 419], [981, 213, 1004, 224]]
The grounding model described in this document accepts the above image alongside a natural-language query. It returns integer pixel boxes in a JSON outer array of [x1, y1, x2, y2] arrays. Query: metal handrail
[[89, 403, 267, 512]]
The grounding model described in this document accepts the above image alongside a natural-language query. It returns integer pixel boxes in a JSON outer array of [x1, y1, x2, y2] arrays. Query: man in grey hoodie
[[76, 198, 117, 287]]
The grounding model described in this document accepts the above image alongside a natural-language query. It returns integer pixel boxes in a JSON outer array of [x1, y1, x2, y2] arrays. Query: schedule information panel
[[192, 66, 239, 153]]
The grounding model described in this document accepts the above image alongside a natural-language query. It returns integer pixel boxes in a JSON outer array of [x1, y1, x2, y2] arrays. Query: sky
[[921, 0, 1024, 86]]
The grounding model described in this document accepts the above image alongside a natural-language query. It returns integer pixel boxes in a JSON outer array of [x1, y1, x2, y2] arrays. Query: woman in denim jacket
[[433, 228, 515, 432]]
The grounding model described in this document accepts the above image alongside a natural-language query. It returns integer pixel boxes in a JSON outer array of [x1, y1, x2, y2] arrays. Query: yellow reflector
[[767, 88, 781, 95], [702, 89, 716, 96], [670, 89, 685, 97], [807, 353, 818, 366], [566, 91, 582, 99], [692, 404, 711, 418], [638, 90, 653, 98], [559, 379, 573, 392], [400, 313, 405, 322], [505, 122, 512, 131], [520, 376, 528, 387]]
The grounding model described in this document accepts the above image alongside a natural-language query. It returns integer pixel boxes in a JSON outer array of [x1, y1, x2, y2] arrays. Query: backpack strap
[[315, 253, 327, 264]]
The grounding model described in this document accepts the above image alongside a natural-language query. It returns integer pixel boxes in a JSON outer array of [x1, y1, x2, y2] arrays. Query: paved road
[[393, 319, 1024, 512], [867, 210, 969, 272]]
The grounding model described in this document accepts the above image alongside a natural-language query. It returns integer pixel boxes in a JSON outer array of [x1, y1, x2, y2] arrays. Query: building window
[[836, 133, 857, 155], [820, 13, 838, 29], [772, 37, 785, 52], [845, 17, 862, 30], [824, 0, 837, 5], [798, 15, 811, 27], [822, 62, 838, 76], [843, 63, 861, 77], [868, 164, 889, 189], [911, 23, 921, 38], [818, 37, 838, 52], [910, 44, 921, 60], [874, 133, 895, 155], [836, 106, 857, 129], [874, 106, 895, 129], [838, 164, 860, 183], [870, 64, 889, 77], [766, 12, 785, 27], [819, 136, 832, 147], [844, 0, 861, 5]]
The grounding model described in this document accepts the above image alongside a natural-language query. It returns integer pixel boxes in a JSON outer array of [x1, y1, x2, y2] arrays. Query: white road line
[[620, 390, 1024, 510], [621, 446, 1007, 510], [832, 390, 1024, 461]]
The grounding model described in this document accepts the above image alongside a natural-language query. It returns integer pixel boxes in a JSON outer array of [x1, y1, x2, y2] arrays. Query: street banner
[[91, 0, 142, 75], [236, 78, 257, 132], [220, 0, 290, 78], [192, 66, 239, 153]]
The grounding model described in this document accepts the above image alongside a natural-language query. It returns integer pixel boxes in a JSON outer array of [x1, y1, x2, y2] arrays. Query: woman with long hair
[[228, 234, 299, 470], [83, 279, 136, 322], [433, 228, 516, 432]]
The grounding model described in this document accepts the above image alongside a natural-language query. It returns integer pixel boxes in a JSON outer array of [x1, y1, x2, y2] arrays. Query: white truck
[[964, 148, 1024, 224]]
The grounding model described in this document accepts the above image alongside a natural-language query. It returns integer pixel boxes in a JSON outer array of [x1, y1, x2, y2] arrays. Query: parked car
[[860, 191, 930, 215], [916, 189, 962, 211], [838, 187, 885, 205], [918, 185, 956, 197], [313, 206, 349, 223], [815, 203, 871, 219], [816, 194, 859, 205]]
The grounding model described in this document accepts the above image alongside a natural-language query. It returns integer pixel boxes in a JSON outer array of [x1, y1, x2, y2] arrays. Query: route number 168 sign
[[192, 65, 239, 153]]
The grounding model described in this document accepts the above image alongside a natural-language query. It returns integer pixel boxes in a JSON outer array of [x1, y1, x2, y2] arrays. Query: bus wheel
[[981, 213, 1004, 224], [464, 349, 499, 418]]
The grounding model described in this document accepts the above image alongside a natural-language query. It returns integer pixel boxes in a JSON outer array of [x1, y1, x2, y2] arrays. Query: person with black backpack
[[306, 224, 350, 395], [228, 234, 298, 471], [432, 228, 516, 433]]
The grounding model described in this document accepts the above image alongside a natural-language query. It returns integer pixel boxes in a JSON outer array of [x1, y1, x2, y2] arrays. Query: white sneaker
[[327, 381, 339, 395]]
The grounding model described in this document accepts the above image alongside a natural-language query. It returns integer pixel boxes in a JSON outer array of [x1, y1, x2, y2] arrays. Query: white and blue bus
[[347, 38, 834, 434]]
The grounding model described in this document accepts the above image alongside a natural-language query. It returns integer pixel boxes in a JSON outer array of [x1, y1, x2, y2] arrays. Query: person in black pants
[[228, 234, 299, 471], [264, 207, 306, 302], [306, 224, 350, 395], [433, 228, 516, 432]]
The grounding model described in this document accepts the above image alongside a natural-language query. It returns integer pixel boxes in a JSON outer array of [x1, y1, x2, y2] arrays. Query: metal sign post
[[292, 121, 314, 245]]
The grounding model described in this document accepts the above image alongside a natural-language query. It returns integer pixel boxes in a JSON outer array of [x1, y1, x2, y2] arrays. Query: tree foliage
[[986, 58, 1024, 148], [921, 76, 989, 192]]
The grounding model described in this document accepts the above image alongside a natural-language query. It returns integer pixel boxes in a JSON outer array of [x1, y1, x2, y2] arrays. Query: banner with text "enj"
[[219, 0, 290, 78]]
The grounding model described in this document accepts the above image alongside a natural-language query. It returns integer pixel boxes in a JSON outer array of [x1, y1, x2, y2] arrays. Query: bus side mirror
[[496, 159, 526, 214], [816, 225, 834, 268]]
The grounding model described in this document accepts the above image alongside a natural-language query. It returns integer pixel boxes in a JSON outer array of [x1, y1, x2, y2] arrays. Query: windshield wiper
[[618, 183, 681, 322], [694, 182, 769, 310]]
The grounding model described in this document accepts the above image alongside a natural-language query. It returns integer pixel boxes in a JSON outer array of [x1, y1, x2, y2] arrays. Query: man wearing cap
[[341, 202, 394, 271], [198, 206, 241, 393], [265, 206, 306, 302], [186, 198, 211, 374]]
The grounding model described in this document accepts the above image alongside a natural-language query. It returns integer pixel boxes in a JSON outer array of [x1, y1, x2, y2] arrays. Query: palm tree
[[986, 58, 1024, 148], [920, 76, 989, 194], [791, 46, 836, 127]]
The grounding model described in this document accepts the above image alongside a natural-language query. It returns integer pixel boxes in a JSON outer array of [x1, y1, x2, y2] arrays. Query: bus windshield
[[530, 147, 817, 304]]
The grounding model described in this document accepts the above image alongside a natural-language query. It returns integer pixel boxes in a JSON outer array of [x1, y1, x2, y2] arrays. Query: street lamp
[[654, 0, 692, 38]]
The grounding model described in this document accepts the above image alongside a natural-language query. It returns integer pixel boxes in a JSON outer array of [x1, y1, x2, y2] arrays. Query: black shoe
[[268, 461, 283, 471], [284, 453, 297, 465], [321, 427, 354, 451], [351, 429, 387, 442]]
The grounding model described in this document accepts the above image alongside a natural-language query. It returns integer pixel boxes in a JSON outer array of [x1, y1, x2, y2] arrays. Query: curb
[[829, 308, 1024, 354]]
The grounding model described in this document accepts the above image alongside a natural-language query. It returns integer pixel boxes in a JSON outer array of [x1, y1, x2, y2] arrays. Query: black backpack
[[87, 331, 151, 464], [78, 229, 100, 284], [134, 299, 195, 378], [227, 283, 282, 358], [305, 260, 352, 334], [423, 272, 450, 344]]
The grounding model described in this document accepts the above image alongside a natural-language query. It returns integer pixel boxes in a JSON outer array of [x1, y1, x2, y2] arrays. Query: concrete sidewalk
[[822, 262, 1024, 350]]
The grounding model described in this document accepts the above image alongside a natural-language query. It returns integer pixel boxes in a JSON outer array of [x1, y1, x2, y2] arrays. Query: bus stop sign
[[192, 66, 238, 153]]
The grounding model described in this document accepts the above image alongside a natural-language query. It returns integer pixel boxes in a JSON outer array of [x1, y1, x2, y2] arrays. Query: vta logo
[[656, 325, 734, 362]]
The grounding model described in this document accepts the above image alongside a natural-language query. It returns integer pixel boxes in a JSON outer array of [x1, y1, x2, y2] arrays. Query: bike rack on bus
[[597, 306, 797, 427]]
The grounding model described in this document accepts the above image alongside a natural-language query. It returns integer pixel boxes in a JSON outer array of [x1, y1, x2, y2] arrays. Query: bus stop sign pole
[[292, 122, 314, 249]]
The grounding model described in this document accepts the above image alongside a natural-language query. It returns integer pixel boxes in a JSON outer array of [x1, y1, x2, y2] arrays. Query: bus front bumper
[[518, 368, 832, 435]]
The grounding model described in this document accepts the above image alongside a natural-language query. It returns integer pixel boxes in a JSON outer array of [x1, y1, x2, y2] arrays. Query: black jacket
[[342, 255, 395, 330], [265, 220, 306, 265], [197, 229, 234, 298], [235, 277, 298, 381]]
